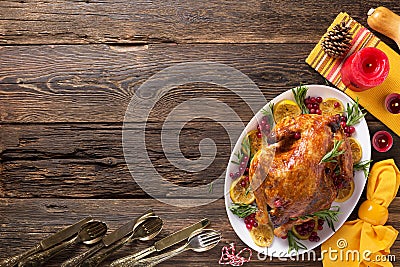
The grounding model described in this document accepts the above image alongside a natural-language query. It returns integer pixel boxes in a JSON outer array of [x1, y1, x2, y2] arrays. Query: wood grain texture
[[0, 122, 398, 198], [0, 0, 366, 45], [0, 43, 323, 123], [0, 198, 399, 266]]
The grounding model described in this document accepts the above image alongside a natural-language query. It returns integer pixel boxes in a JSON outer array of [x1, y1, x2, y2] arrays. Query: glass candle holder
[[372, 130, 393, 152], [341, 47, 390, 92], [385, 93, 400, 114]]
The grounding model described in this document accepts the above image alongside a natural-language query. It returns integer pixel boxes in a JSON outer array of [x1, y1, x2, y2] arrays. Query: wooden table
[[1, 1, 399, 266]]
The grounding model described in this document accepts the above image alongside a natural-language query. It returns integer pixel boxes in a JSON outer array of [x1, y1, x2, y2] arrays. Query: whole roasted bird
[[249, 114, 353, 238]]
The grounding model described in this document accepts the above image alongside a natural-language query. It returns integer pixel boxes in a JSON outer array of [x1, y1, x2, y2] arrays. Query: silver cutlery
[[81, 216, 163, 267], [120, 229, 221, 267], [60, 209, 154, 267], [0, 217, 92, 267], [110, 218, 209, 266], [18, 221, 107, 267]]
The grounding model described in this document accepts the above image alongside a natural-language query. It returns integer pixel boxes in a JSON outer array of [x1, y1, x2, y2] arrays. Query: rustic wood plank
[[0, 43, 326, 123], [0, 43, 387, 124], [0, 198, 399, 266], [0, 0, 366, 45], [0, 122, 398, 198]]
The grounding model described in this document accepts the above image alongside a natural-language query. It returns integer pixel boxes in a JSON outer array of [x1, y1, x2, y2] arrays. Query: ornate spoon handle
[[61, 242, 105, 267], [81, 238, 127, 267], [0, 244, 42, 267]]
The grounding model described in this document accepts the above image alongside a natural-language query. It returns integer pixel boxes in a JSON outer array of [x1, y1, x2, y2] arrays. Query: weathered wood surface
[[0, 121, 398, 198], [0, 198, 399, 266], [1, 0, 400, 266], [0, 0, 376, 45]]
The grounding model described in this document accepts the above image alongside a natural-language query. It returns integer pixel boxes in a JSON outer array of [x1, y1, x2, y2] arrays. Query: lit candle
[[341, 47, 390, 92], [385, 93, 400, 114]]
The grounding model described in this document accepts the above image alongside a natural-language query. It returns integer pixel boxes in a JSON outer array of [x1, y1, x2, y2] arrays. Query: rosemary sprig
[[288, 230, 307, 253], [300, 206, 341, 232], [229, 203, 257, 218], [354, 160, 372, 178], [346, 98, 367, 126], [245, 185, 251, 196], [292, 85, 309, 114], [320, 140, 345, 163]]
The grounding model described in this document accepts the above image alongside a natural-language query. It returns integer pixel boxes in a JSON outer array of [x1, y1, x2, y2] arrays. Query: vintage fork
[[116, 229, 221, 267]]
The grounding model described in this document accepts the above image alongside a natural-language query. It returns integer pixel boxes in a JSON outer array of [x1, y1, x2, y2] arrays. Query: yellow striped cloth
[[306, 12, 400, 137]]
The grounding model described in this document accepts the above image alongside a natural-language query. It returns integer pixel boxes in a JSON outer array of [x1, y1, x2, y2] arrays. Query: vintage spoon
[[18, 221, 107, 267], [119, 229, 221, 267], [81, 216, 163, 267]]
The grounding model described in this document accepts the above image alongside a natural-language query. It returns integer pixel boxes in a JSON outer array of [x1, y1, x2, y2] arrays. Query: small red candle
[[341, 47, 390, 92], [385, 93, 400, 114], [372, 130, 393, 152]]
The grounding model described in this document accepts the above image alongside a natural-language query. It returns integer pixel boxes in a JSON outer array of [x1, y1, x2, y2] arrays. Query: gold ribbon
[[322, 159, 400, 267]]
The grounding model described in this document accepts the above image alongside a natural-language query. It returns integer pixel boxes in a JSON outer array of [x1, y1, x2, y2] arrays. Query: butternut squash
[[367, 6, 400, 49]]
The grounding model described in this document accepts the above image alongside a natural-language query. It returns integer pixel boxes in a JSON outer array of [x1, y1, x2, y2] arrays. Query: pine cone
[[321, 21, 353, 58]]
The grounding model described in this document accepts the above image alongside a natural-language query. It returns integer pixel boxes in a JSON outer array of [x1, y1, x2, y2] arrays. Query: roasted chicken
[[249, 114, 353, 238]]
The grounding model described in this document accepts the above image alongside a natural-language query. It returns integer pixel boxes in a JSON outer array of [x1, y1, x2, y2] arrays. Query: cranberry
[[310, 108, 316, 114], [340, 121, 346, 127], [318, 225, 323, 230], [340, 115, 347, 122], [316, 109, 322, 115], [334, 102, 340, 108], [256, 131, 262, 138], [345, 132, 351, 137], [249, 213, 256, 218], [239, 166, 245, 173], [349, 126, 356, 134], [246, 223, 253, 230], [235, 172, 240, 178], [240, 180, 247, 187], [313, 103, 319, 109], [245, 167, 249, 173], [281, 235, 288, 239], [294, 132, 301, 140], [344, 126, 349, 133], [307, 103, 313, 109], [253, 221, 258, 227], [244, 176, 249, 182], [304, 97, 311, 105], [309, 220, 315, 229], [274, 199, 283, 207], [335, 114, 341, 120], [230, 173, 234, 178], [311, 231, 317, 237], [310, 97, 316, 103], [244, 217, 249, 224], [318, 219, 324, 226], [309, 236, 315, 242], [316, 97, 323, 103], [264, 124, 270, 131], [243, 155, 249, 161]]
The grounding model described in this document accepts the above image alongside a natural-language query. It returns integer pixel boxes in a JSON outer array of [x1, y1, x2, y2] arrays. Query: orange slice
[[229, 176, 255, 205], [348, 137, 362, 163], [273, 100, 301, 123], [320, 98, 344, 116], [335, 180, 355, 202], [250, 223, 274, 247]]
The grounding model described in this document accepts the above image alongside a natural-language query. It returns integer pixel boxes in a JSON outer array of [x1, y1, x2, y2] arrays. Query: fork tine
[[200, 235, 220, 247]]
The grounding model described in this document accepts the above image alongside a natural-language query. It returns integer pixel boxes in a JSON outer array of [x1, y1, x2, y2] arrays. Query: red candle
[[341, 47, 390, 92], [372, 130, 393, 152], [385, 93, 400, 114]]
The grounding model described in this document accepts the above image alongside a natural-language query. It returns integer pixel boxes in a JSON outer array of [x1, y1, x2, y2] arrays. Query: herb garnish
[[354, 160, 372, 178], [345, 98, 367, 126], [229, 203, 257, 218], [299, 206, 341, 232], [320, 140, 345, 163], [292, 85, 309, 114], [288, 230, 307, 253]]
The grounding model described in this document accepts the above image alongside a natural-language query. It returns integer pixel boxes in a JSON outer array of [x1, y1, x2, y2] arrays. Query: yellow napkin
[[321, 159, 400, 267], [306, 13, 400, 137]]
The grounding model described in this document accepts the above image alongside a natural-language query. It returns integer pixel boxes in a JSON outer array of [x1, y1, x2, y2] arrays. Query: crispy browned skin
[[249, 114, 353, 237]]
